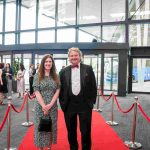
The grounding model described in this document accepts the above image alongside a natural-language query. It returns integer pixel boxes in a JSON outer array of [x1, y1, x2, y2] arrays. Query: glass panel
[[20, 31, 35, 44], [129, 24, 150, 46], [38, 0, 55, 28], [79, 0, 101, 24], [38, 30, 55, 43], [132, 58, 150, 92], [0, 34, 2, 44], [35, 54, 48, 65], [83, 55, 99, 85], [129, 0, 150, 20], [104, 54, 118, 95], [103, 25, 125, 43], [98, 55, 101, 88], [5, 1, 16, 31], [2, 55, 11, 64], [0, 3, 3, 32], [57, 28, 75, 42], [4, 33, 15, 45], [78, 26, 101, 42], [23, 54, 32, 89], [102, 0, 125, 22], [57, 0, 76, 26], [54, 59, 67, 73], [14, 54, 21, 59], [21, 0, 36, 30]]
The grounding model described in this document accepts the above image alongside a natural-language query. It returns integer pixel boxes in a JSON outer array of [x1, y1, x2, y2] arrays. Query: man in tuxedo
[[59, 47, 97, 150]]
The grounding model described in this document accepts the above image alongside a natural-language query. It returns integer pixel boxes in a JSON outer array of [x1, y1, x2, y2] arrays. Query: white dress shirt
[[71, 64, 81, 95]]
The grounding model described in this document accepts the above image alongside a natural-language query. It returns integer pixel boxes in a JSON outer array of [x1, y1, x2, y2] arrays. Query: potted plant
[[12, 57, 21, 92]]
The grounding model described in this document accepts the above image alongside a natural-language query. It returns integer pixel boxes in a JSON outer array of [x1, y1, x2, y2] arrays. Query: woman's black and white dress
[[33, 74, 59, 147]]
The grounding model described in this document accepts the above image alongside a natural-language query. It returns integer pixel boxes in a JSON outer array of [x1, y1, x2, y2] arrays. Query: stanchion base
[[106, 121, 118, 126], [124, 141, 142, 149], [22, 122, 34, 127], [97, 109, 102, 112], [93, 108, 102, 112], [4, 147, 17, 150]]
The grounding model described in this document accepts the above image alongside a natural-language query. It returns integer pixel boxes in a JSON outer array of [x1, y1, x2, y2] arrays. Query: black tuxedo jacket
[[59, 63, 97, 112]]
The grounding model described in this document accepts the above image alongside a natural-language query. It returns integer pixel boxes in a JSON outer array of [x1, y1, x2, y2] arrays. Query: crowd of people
[[0, 62, 40, 105], [0, 47, 97, 150]]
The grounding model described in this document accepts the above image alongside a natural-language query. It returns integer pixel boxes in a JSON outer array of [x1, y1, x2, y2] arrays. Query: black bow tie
[[71, 65, 79, 68]]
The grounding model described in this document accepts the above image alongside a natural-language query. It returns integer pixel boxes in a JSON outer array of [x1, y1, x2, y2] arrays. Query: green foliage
[[13, 57, 20, 78]]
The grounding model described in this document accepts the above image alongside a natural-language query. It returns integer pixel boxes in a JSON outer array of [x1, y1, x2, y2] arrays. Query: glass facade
[[0, 0, 149, 46]]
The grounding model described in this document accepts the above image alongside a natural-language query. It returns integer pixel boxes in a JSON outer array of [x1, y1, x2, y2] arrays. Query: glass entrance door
[[83, 55, 101, 88], [104, 54, 119, 95], [132, 58, 150, 92]]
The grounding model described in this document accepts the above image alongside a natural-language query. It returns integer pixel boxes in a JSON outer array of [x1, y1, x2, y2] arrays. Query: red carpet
[[18, 110, 129, 150]]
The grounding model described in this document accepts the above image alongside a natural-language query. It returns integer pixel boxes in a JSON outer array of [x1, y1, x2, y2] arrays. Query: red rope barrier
[[114, 95, 135, 113], [98, 89, 113, 101], [27, 93, 36, 100], [0, 106, 11, 132], [138, 103, 150, 123], [11, 94, 27, 113]]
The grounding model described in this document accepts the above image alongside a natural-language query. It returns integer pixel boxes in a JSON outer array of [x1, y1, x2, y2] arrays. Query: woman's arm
[[45, 89, 60, 111], [34, 90, 46, 108]]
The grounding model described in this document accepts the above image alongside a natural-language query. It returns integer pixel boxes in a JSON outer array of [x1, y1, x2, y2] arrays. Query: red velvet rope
[[114, 95, 135, 113], [0, 106, 11, 132], [98, 89, 113, 101], [11, 94, 27, 113], [27, 93, 36, 100], [138, 103, 150, 123]]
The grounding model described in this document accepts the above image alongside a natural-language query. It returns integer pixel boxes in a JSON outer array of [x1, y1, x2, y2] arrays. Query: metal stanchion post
[[93, 91, 102, 112], [22, 89, 33, 127], [124, 96, 142, 149], [106, 92, 118, 126], [97, 94, 102, 112], [4, 97, 17, 150]]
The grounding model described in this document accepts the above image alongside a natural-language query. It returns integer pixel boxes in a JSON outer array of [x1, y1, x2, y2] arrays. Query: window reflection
[[38, 30, 55, 43], [129, 24, 150, 46], [103, 0, 125, 22], [78, 26, 101, 42], [57, 0, 76, 26], [5, 1, 16, 31], [20, 32, 35, 44], [132, 58, 150, 92], [103, 25, 125, 43], [0, 34, 2, 44], [79, 0, 101, 24], [5, 33, 15, 45], [57, 28, 75, 42], [0, 3, 3, 32], [38, 0, 55, 28], [21, 0, 36, 30], [129, 0, 150, 20]]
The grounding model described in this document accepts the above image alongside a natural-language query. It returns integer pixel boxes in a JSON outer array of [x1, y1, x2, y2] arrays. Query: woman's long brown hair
[[38, 54, 59, 85]]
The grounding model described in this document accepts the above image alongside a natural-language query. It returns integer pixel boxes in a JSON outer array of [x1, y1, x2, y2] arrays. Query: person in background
[[4, 63, 13, 97], [36, 63, 40, 73], [59, 47, 97, 150], [0, 63, 8, 104], [29, 64, 36, 95], [33, 54, 60, 150], [17, 63, 25, 98]]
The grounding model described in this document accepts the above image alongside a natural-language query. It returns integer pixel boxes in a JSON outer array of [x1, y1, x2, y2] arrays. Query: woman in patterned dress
[[33, 54, 60, 150], [17, 63, 25, 98]]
